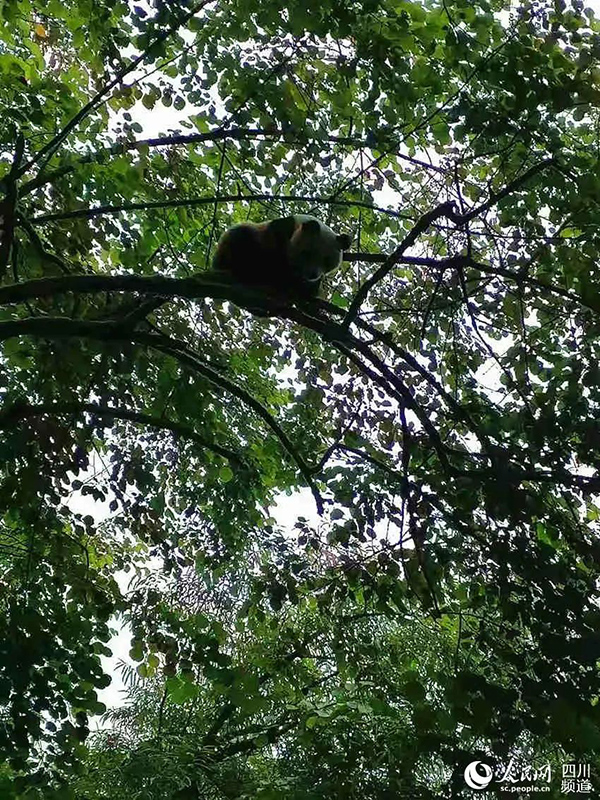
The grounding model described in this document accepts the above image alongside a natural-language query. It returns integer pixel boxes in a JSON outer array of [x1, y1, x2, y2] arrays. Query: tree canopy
[[2, 0, 600, 797]]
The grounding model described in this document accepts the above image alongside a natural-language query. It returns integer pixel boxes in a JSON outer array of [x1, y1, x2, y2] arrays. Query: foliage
[[1, 0, 600, 797]]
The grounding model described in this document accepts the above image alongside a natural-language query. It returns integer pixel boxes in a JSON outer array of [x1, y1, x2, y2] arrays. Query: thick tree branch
[[0, 272, 235, 307], [1, 255, 593, 319], [269, 301, 456, 471], [0, 132, 25, 279], [260, 304, 455, 471]]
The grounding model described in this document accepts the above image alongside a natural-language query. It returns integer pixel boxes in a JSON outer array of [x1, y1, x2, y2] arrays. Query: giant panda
[[212, 214, 352, 299]]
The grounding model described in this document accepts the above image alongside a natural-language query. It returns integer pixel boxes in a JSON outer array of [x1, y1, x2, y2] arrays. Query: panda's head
[[271, 215, 351, 283]]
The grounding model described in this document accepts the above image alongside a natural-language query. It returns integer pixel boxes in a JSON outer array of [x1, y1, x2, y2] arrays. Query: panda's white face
[[288, 215, 351, 282]]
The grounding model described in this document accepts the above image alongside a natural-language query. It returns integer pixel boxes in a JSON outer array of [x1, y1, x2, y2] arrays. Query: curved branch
[[263, 305, 455, 470], [337, 443, 407, 482], [152, 339, 324, 516], [0, 317, 323, 515], [265, 304, 455, 471], [17, 214, 71, 274], [29, 193, 408, 226], [324, 300, 495, 454], [343, 159, 558, 327], [460, 158, 555, 223], [343, 201, 459, 327], [0, 400, 248, 468], [334, 339, 452, 473], [21, 129, 444, 196]]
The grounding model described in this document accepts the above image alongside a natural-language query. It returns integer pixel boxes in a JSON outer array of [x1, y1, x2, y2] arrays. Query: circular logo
[[464, 761, 493, 790]]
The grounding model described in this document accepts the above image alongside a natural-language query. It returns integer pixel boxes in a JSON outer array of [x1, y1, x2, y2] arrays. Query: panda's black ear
[[268, 216, 297, 240], [302, 219, 321, 237], [337, 233, 352, 250]]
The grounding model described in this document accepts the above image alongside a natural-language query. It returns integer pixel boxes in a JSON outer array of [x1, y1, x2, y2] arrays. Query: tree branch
[[1, 255, 593, 320], [29, 193, 407, 225], [0, 317, 323, 514], [20, 1, 216, 177], [459, 158, 555, 223], [0, 132, 25, 279], [21, 129, 444, 196], [333, 339, 452, 474], [0, 272, 266, 307], [343, 201, 459, 328], [0, 400, 249, 468], [17, 214, 71, 274], [0, 310, 596, 499], [152, 339, 324, 516], [343, 158, 558, 327]]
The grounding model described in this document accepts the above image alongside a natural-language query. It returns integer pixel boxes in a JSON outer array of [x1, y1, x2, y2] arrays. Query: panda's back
[[214, 222, 288, 285]]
